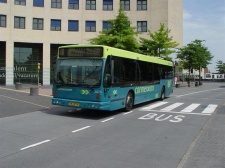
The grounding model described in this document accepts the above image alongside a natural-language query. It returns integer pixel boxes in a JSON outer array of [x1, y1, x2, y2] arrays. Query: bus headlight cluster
[[88, 104, 99, 109]]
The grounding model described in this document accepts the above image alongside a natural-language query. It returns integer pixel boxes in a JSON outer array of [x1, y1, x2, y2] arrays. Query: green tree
[[89, 6, 140, 52], [177, 39, 213, 85], [193, 40, 213, 84], [177, 45, 195, 86], [140, 23, 179, 60], [216, 60, 225, 73]]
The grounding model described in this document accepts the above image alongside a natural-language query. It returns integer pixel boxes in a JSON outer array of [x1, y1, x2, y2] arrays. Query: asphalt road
[[0, 82, 225, 168]]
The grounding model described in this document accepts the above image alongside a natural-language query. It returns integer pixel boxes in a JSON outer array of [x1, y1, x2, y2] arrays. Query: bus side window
[[148, 63, 153, 84], [112, 57, 121, 84], [154, 64, 160, 84], [138, 60, 148, 85]]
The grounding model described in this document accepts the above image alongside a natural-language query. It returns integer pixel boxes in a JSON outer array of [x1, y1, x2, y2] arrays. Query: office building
[[0, 0, 183, 85]]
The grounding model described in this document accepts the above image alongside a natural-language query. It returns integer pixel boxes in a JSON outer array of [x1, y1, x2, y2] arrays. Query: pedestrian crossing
[[140, 102, 218, 115]]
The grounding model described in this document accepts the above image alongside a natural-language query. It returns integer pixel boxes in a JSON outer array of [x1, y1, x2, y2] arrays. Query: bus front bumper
[[52, 98, 111, 111]]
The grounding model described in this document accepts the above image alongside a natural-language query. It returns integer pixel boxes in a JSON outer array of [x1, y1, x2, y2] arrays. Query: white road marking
[[201, 104, 218, 114], [123, 111, 133, 115], [141, 110, 212, 116], [142, 102, 168, 110], [72, 126, 91, 133], [20, 140, 51, 151], [181, 103, 201, 113], [161, 103, 184, 111], [175, 88, 223, 98], [0, 95, 50, 109], [101, 117, 114, 123]]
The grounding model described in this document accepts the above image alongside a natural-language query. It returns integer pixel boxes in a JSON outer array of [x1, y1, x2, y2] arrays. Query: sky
[[183, 0, 225, 72]]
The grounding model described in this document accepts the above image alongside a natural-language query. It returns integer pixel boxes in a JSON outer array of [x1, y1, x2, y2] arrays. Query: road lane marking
[[161, 102, 184, 111], [201, 104, 218, 114], [20, 140, 51, 151], [72, 126, 91, 133], [181, 103, 201, 113], [0, 95, 50, 109], [123, 111, 133, 115], [101, 117, 114, 123], [142, 102, 168, 110], [175, 88, 223, 98]]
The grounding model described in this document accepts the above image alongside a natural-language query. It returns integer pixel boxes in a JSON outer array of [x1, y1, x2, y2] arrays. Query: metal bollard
[[15, 83, 23, 90], [175, 84, 180, 88], [30, 87, 39, 96], [195, 82, 199, 87]]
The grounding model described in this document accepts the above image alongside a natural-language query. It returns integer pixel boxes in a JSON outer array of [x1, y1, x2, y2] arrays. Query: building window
[[103, 21, 110, 31], [103, 0, 113, 10], [0, 15, 6, 27], [120, 0, 130, 11], [68, 20, 78, 31], [0, 0, 7, 3], [15, 0, 26, 5], [85, 21, 96, 32], [51, 0, 62, 8], [51, 19, 61, 31], [69, 0, 79, 9], [33, 18, 43, 30], [14, 17, 25, 29], [86, 0, 96, 10], [33, 0, 44, 7], [137, 21, 147, 32], [137, 0, 147, 10], [14, 43, 43, 84]]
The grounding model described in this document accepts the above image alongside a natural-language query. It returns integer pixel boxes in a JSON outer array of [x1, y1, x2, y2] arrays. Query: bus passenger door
[[103, 56, 125, 110]]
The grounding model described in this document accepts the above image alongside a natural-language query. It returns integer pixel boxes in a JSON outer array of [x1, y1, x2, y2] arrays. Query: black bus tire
[[160, 87, 165, 100], [125, 92, 134, 112]]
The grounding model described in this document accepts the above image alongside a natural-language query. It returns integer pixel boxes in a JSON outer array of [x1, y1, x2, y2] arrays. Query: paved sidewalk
[[0, 84, 52, 97], [0, 81, 199, 97]]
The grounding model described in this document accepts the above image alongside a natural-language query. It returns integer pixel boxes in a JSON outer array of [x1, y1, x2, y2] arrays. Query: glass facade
[[0, 42, 6, 85], [14, 43, 43, 84]]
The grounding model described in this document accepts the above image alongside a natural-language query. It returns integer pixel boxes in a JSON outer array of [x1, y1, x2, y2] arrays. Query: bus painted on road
[[52, 45, 173, 111]]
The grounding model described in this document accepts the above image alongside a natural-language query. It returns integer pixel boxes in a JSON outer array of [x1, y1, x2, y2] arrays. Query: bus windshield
[[54, 58, 103, 87]]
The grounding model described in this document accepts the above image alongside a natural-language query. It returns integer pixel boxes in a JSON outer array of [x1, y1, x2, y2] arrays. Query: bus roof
[[59, 44, 173, 66]]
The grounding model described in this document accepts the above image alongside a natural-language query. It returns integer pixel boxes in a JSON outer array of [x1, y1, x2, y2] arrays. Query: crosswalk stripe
[[142, 102, 168, 110], [201, 104, 218, 114], [181, 103, 201, 113], [140, 102, 218, 115], [161, 103, 184, 111]]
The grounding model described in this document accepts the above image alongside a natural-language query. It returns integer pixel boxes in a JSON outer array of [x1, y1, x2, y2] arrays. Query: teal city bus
[[52, 45, 173, 111]]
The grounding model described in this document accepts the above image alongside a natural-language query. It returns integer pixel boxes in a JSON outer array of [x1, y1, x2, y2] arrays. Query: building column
[[5, 41, 14, 86], [42, 42, 50, 86]]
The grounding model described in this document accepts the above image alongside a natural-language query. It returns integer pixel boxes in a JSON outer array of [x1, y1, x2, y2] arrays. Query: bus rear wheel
[[160, 87, 165, 100], [125, 92, 133, 112]]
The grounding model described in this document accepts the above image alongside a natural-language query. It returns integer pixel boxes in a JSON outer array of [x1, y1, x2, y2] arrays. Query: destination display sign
[[59, 47, 103, 57]]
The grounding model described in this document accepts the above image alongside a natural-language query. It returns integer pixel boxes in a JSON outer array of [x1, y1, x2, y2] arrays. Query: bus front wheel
[[125, 92, 133, 111]]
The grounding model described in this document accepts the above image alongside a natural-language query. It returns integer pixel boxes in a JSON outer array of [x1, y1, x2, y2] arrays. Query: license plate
[[69, 102, 80, 106]]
